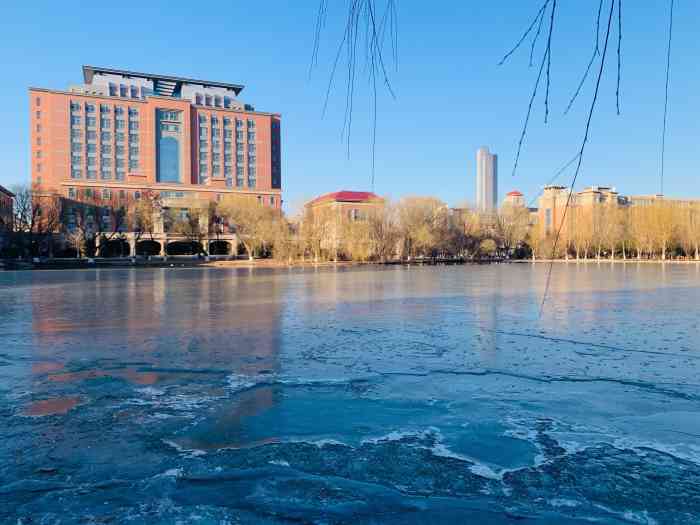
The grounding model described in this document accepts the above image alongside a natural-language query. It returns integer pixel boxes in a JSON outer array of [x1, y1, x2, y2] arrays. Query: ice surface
[[1, 264, 699, 523]]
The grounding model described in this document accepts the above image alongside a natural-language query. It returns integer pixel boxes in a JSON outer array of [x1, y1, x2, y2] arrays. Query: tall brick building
[[29, 66, 281, 208]]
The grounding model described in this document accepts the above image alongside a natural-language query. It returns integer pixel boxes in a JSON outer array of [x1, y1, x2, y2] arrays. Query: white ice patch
[[162, 439, 206, 457], [548, 498, 580, 508], [269, 460, 290, 467]]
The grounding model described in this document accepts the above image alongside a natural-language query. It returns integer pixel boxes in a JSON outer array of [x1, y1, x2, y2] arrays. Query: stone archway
[[166, 241, 203, 256], [209, 240, 231, 255]]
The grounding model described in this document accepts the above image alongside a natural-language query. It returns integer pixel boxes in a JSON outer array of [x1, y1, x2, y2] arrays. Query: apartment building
[[29, 66, 281, 209]]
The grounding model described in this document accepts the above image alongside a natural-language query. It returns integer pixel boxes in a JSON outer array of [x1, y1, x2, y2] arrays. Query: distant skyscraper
[[476, 147, 498, 213]]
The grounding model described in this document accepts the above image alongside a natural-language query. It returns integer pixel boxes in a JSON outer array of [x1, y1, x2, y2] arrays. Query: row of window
[[72, 102, 139, 116], [197, 114, 255, 129], [71, 116, 140, 130], [67, 187, 276, 207], [108, 83, 146, 99], [71, 130, 139, 145], [194, 94, 238, 109]]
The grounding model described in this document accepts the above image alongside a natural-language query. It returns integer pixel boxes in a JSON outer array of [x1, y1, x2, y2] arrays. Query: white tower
[[476, 147, 498, 213]]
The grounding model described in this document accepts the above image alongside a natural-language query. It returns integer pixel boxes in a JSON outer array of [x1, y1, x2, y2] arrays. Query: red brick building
[[29, 66, 281, 208]]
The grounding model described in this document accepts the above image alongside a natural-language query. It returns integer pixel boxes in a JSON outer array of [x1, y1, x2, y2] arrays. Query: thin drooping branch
[[309, 0, 328, 78], [498, 1, 550, 66], [660, 0, 674, 196], [616, 0, 622, 114], [544, 0, 557, 123], [564, 0, 604, 115], [529, 7, 547, 67], [540, 0, 617, 317], [511, 42, 550, 178]]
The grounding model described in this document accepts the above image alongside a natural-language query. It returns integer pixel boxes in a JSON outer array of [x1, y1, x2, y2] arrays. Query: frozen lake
[[1, 263, 699, 524]]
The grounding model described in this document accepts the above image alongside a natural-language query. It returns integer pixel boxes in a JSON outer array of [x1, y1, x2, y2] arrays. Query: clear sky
[[0, 1, 697, 214]]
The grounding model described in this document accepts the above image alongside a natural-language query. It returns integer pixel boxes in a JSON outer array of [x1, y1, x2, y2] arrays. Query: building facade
[[305, 191, 385, 219], [0, 185, 13, 232], [503, 190, 525, 208], [29, 66, 282, 210], [476, 146, 498, 213]]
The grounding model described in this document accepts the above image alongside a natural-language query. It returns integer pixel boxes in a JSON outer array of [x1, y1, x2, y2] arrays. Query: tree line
[[3, 185, 699, 262]]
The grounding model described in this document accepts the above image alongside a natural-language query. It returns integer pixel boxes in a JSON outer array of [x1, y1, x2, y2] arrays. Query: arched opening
[[209, 240, 230, 255], [166, 241, 203, 256], [136, 240, 161, 257], [100, 239, 130, 258]]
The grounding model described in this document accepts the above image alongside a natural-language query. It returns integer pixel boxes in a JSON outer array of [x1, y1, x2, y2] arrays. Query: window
[[87, 144, 96, 153], [212, 153, 220, 162], [199, 163, 208, 175], [129, 134, 138, 145], [129, 107, 139, 117], [68, 187, 77, 199], [87, 131, 97, 141], [36, 163, 42, 172], [199, 141, 209, 151], [212, 163, 220, 174], [71, 116, 82, 126], [37, 137, 42, 146], [87, 157, 96, 166], [129, 159, 139, 169], [71, 101, 81, 112], [101, 157, 112, 167], [200, 152, 208, 161], [224, 130, 232, 140], [224, 166, 232, 176], [214, 96, 222, 107], [270, 196, 275, 207], [129, 147, 139, 157], [247, 119, 255, 128], [109, 84, 117, 96], [71, 143, 82, 152], [36, 151, 42, 158], [115, 169, 125, 181], [71, 130, 81, 140], [101, 132, 112, 142], [100, 104, 110, 113], [134, 191, 141, 200], [87, 170, 97, 180], [129, 121, 139, 130], [116, 145, 125, 156], [36, 124, 41, 133], [205, 95, 212, 106], [86, 117, 97, 127], [236, 143, 244, 153], [236, 166, 244, 187], [102, 188, 111, 200], [236, 131, 244, 141], [100, 119, 111, 129], [116, 132, 125, 143], [36, 97, 41, 106], [236, 119, 243, 130], [248, 132, 256, 142], [36, 111, 41, 119], [71, 154, 82, 164], [223, 97, 231, 109], [211, 115, 218, 127], [212, 141, 220, 151], [545, 209, 552, 230], [236, 153, 244, 164], [115, 106, 124, 115], [119, 85, 127, 97], [101, 145, 112, 154], [224, 154, 232, 164], [115, 158, 125, 168], [223, 117, 232, 127], [101, 169, 112, 181], [119, 190, 126, 200], [86, 104, 95, 113], [248, 144, 256, 154], [200, 127, 208, 139], [130, 86, 138, 98], [247, 166, 257, 188], [195, 94, 203, 105]]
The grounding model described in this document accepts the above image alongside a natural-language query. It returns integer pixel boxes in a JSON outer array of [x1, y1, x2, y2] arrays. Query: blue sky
[[0, 1, 697, 214]]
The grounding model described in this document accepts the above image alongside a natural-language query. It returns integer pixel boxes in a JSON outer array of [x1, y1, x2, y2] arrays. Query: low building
[[502, 190, 525, 208], [304, 190, 384, 220]]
